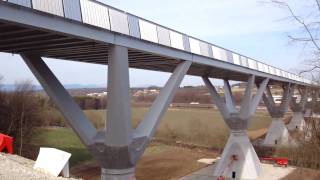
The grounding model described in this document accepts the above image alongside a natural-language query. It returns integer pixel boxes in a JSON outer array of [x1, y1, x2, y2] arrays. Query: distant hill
[[1, 84, 105, 91]]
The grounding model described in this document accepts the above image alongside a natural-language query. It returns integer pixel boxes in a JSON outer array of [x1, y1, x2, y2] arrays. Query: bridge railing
[[2, 0, 315, 85]]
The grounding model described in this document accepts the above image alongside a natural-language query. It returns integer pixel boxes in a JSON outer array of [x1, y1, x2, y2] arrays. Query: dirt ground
[[70, 129, 269, 180], [248, 128, 268, 140], [281, 168, 320, 180], [71, 143, 218, 180]]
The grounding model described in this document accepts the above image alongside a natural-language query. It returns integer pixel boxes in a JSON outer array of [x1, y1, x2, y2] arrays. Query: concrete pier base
[[287, 112, 306, 131], [101, 168, 135, 180], [213, 131, 262, 179], [263, 118, 290, 146], [304, 108, 312, 118]]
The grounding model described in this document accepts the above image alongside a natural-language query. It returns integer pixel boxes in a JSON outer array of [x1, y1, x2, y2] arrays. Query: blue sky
[[0, 0, 311, 87]]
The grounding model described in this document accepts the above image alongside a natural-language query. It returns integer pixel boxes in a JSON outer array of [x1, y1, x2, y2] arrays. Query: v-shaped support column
[[261, 83, 294, 146], [203, 75, 269, 180], [21, 45, 191, 180], [21, 54, 97, 146], [288, 87, 308, 131]]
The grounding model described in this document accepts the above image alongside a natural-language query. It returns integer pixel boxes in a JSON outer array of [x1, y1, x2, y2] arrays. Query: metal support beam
[[22, 47, 191, 180], [134, 60, 191, 158], [202, 75, 269, 179], [261, 83, 294, 146], [21, 54, 97, 146], [106, 45, 132, 147], [288, 86, 309, 131], [223, 79, 237, 113], [202, 77, 231, 119], [203, 75, 269, 130], [262, 83, 294, 118]]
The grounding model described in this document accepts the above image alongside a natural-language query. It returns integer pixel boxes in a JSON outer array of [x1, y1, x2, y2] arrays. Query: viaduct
[[0, 0, 319, 179]]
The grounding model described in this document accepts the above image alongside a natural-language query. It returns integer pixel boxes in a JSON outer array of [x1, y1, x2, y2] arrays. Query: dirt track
[[71, 143, 218, 180], [71, 129, 269, 180]]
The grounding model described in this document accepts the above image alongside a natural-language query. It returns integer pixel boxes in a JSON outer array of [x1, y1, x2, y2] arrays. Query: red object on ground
[[0, 133, 13, 154], [260, 157, 289, 167]]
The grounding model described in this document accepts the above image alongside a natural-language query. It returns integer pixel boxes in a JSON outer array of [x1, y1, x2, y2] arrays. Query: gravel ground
[[0, 153, 79, 180]]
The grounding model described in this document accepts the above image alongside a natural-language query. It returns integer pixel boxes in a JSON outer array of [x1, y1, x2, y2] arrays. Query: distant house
[[87, 91, 107, 97], [190, 102, 200, 105], [133, 89, 160, 97]]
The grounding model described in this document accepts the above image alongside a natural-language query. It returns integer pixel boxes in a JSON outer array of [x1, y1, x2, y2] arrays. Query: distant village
[[82, 84, 307, 107]]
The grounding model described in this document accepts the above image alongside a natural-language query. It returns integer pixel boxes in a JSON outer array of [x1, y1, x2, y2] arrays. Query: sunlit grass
[[32, 107, 271, 166]]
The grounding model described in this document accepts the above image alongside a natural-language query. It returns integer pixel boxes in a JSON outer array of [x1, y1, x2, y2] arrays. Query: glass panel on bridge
[[109, 8, 129, 35], [169, 31, 184, 50], [240, 56, 248, 67], [259, 63, 263, 71], [32, 0, 64, 17], [263, 64, 269, 73], [269, 66, 275, 75], [80, 0, 110, 29], [212, 46, 228, 61], [189, 38, 201, 55], [232, 53, 241, 65], [199, 41, 210, 57], [275, 69, 281, 76], [139, 20, 159, 43], [248, 59, 257, 69], [157, 26, 171, 46]]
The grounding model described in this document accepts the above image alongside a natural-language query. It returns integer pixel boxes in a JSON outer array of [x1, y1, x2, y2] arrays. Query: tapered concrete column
[[305, 90, 319, 118], [287, 87, 308, 131], [304, 102, 313, 118], [21, 47, 191, 180], [88, 46, 191, 179], [313, 100, 320, 118], [203, 75, 269, 179], [261, 84, 294, 146]]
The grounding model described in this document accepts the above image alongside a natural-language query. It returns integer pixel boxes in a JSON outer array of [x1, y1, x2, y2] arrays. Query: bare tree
[[0, 80, 44, 155], [269, 0, 320, 80], [267, 1, 320, 169]]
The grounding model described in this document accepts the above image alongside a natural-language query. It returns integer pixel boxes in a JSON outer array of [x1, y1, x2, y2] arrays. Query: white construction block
[[34, 147, 71, 177], [263, 118, 290, 146], [287, 112, 306, 131], [213, 131, 262, 179]]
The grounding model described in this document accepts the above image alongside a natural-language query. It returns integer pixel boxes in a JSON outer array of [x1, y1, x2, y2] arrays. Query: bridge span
[[0, 0, 319, 179]]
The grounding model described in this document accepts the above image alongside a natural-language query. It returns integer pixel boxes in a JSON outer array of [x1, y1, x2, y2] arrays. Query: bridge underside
[[0, 20, 278, 84], [1, 1, 319, 180]]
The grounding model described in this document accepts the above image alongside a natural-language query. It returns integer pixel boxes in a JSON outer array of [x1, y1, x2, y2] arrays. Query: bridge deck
[[0, 0, 315, 86]]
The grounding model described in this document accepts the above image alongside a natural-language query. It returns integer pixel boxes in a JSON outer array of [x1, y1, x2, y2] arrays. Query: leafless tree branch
[[271, 0, 320, 51], [316, 0, 320, 13]]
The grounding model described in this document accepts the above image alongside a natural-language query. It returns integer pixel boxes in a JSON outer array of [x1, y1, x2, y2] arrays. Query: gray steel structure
[[0, 0, 320, 179]]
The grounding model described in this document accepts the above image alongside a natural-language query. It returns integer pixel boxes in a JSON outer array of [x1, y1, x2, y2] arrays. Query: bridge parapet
[[1, 0, 316, 86]]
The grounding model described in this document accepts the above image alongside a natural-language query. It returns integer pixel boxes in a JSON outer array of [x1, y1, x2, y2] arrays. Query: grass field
[[31, 128, 91, 166], [86, 107, 271, 148], [32, 107, 271, 167]]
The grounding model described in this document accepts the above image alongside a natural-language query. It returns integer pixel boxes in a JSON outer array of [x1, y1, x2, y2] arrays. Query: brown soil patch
[[248, 128, 268, 140], [282, 168, 320, 180], [71, 143, 218, 180]]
